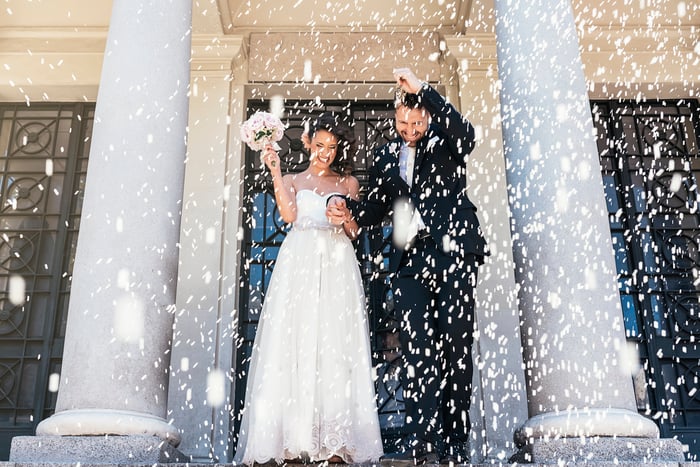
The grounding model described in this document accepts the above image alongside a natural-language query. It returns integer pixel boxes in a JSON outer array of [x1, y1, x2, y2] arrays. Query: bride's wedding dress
[[234, 189, 384, 465]]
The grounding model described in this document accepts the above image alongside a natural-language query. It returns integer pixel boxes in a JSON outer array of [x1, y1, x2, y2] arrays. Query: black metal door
[[0, 103, 92, 460], [594, 99, 700, 460], [233, 100, 409, 458]]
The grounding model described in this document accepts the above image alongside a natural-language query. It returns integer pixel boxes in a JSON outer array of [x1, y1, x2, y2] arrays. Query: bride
[[233, 113, 384, 465]]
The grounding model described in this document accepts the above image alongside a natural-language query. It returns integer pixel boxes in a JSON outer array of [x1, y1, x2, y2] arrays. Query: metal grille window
[[0, 103, 92, 460], [593, 99, 700, 460], [232, 101, 411, 456]]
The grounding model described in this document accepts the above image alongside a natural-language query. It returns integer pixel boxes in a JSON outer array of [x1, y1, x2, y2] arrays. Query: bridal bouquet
[[240, 111, 286, 167]]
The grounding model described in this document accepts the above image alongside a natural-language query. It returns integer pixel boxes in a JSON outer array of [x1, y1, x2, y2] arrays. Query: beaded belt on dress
[[292, 217, 343, 234]]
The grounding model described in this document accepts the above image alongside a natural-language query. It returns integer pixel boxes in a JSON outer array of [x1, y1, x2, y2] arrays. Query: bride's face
[[309, 129, 339, 167]]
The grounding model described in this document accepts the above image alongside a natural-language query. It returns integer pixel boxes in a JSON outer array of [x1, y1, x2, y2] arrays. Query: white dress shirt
[[398, 143, 426, 240]]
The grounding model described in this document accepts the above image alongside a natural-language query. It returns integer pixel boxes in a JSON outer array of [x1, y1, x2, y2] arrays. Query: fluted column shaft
[[36, 0, 192, 445], [494, 0, 658, 441]]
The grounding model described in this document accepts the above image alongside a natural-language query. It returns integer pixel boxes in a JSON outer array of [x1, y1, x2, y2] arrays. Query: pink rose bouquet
[[240, 111, 286, 160]]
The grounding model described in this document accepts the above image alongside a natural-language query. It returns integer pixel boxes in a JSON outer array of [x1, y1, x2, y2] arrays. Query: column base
[[509, 436, 685, 464], [514, 408, 660, 444], [510, 409, 684, 463], [9, 435, 189, 463], [35, 408, 181, 446]]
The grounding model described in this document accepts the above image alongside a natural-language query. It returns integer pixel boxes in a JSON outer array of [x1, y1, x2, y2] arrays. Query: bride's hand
[[326, 198, 350, 226], [262, 145, 281, 171]]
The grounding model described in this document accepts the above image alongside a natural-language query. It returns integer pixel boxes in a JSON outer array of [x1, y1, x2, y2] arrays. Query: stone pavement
[[3, 462, 700, 467], [6, 434, 700, 466]]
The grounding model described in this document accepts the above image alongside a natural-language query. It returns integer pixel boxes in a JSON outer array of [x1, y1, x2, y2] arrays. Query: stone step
[[3, 462, 700, 467], [7, 435, 700, 466]]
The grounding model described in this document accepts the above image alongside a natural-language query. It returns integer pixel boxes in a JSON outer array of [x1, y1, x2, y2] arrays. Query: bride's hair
[[307, 113, 356, 176]]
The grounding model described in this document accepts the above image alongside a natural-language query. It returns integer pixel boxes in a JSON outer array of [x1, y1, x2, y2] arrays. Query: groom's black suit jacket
[[348, 84, 488, 273]]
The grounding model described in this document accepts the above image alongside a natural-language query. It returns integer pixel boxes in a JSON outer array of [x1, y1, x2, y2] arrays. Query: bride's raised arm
[[262, 145, 297, 223]]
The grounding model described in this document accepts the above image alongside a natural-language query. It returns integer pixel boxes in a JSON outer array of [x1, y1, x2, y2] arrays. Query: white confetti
[[9, 275, 25, 305], [114, 295, 144, 342], [205, 227, 216, 244], [206, 369, 226, 407], [392, 198, 414, 248], [117, 268, 130, 290], [48, 373, 60, 392]]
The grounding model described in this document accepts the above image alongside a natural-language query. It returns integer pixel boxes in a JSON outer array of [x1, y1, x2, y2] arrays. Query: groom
[[327, 68, 488, 464]]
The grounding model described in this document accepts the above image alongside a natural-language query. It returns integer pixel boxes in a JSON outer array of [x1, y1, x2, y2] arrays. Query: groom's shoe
[[380, 444, 439, 466], [439, 444, 470, 465], [380, 450, 439, 466]]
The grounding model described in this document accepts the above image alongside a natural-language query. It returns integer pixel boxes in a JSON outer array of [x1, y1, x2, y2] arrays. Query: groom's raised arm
[[419, 84, 476, 165]]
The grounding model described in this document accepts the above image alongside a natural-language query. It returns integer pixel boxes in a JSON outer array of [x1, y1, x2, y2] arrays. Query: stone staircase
[[6, 435, 700, 466], [3, 462, 700, 466]]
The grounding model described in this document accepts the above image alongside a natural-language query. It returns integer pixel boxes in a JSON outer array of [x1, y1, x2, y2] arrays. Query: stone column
[[12, 0, 192, 463], [443, 36, 529, 462], [493, 0, 683, 463], [167, 35, 247, 463]]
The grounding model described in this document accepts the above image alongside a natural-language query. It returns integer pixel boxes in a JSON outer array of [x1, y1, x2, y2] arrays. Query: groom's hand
[[326, 195, 346, 210], [393, 67, 423, 94]]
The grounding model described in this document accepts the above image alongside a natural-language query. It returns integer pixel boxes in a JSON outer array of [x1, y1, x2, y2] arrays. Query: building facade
[[0, 0, 698, 463]]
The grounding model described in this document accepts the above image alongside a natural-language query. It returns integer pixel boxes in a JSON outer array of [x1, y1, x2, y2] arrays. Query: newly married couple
[[234, 68, 488, 466]]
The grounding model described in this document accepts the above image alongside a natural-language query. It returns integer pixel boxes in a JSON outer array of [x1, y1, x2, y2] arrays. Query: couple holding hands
[[235, 68, 488, 466]]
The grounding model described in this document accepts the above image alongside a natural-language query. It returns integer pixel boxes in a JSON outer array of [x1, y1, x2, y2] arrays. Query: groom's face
[[395, 105, 429, 147]]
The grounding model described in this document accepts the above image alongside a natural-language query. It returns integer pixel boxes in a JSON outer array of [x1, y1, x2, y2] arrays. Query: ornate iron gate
[[593, 99, 700, 460], [0, 103, 92, 460], [233, 100, 408, 457]]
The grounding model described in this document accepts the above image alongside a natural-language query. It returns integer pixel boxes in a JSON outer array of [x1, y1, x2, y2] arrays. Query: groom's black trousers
[[391, 234, 479, 450]]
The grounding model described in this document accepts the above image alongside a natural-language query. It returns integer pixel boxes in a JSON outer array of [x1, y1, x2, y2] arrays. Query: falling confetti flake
[[114, 295, 145, 342], [8, 275, 25, 305], [206, 369, 226, 407], [48, 373, 60, 393]]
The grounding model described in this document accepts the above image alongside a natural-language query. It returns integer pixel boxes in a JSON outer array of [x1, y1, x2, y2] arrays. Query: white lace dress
[[234, 190, 384, 465]]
